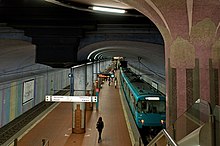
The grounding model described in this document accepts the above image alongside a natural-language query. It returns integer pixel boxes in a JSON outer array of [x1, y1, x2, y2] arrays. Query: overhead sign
[[45, 95, 97, 102]]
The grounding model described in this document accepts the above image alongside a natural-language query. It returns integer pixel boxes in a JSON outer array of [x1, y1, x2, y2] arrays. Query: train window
[[137, 100, 147, 113], [137, 100, 165, 114], [148, 101, 165, 113], [137, 101, 142, 113]]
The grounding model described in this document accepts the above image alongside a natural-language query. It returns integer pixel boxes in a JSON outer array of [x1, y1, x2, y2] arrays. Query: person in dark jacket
[[96, 117, 104, 143]]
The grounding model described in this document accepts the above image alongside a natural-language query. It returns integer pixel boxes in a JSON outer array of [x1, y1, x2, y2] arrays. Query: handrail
[[137, 97, 217, 146], [147, 129, 178, 146], [165, 99, 211, 143], [42, 139, 49, 146], [147, 130, 163, 146], [163, 129, 178, 146]]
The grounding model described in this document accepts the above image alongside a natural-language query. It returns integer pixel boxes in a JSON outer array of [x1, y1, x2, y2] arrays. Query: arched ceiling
[[63, 0, 132, 9], [78, 40, 165, 82], [67, 0, 165, 81], [78, 40, 164, 71], [0, 0, 165, 82]]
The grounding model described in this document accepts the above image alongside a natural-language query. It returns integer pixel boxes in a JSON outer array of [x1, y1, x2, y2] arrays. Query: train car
[[120, 67, 166, 136]]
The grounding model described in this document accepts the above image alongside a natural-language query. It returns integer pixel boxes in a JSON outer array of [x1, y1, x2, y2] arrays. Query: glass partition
[[214, 105, 220, 146], [166, 99, 210, 142], [148, 99, 220, 146]]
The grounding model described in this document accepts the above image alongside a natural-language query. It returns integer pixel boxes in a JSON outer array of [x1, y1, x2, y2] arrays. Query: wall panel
[[0, 69, 70, 127]]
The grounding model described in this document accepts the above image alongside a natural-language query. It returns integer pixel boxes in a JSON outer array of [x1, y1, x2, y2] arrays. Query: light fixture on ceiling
[[90, 6, 126, 14]]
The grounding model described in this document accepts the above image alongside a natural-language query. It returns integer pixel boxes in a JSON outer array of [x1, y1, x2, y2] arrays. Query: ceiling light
[[91, 6, 126, 14]]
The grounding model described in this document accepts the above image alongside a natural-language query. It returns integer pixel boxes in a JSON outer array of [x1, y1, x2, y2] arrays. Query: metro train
[[120, 67, 166, 136]]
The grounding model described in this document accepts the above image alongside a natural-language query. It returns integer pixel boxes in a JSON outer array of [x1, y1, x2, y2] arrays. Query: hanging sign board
[[45, 95, 97, 102], [98, 73, 110, 78]]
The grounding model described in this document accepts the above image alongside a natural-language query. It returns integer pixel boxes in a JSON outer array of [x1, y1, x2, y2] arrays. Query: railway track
[[0, 86, 70, 145]]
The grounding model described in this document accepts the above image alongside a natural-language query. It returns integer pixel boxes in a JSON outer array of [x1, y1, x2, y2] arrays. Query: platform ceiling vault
[[0, 0, 165, 81]]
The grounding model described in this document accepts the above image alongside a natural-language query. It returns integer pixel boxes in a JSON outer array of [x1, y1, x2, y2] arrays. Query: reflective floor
[[18, 78, 131, 146]]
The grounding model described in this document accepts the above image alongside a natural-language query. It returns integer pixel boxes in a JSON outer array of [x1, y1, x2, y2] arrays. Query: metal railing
[[167, 99, 210, 143], [42, 139, 49, 146], [147, 129, 178, 146]]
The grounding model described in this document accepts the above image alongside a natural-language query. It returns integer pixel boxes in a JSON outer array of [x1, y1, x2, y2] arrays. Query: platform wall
[[0, 69, 70, 127]]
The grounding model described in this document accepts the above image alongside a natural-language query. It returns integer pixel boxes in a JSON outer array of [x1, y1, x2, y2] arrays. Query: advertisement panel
[[23, 79, 35, 104]]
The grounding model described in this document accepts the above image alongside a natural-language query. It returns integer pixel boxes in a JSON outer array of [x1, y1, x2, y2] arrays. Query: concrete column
[[93, 61, 97, 82], [96, 61, 100, 73], [100, 61, 104, 72], [72, 65, 86, 134], [86, 63, 93, 90], [86, 63, 93, 111], [92, 62, 94, 90], [92, 62, 97, 97]]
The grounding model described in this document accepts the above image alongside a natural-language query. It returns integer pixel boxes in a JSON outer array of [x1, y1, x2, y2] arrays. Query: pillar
[[166, 18, 220, 127], [93, 61, 98, 82], [72, 65, 86, 134], [85, 63, 93, 111]]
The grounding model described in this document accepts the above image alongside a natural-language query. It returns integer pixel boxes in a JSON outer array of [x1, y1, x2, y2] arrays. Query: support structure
[[71, 66, 86, 134]]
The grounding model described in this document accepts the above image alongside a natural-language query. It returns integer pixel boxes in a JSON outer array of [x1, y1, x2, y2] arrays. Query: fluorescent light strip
[[92, 6, 126, 14]]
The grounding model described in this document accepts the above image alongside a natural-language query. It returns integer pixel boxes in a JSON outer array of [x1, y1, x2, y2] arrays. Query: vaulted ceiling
[[0, 0, 165, 82]]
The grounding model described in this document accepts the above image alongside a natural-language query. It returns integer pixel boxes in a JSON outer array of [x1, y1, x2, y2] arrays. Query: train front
[[136, 96, 166, 136]]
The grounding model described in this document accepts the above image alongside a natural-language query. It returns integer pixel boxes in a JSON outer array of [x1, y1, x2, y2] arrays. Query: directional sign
[[92, 96, 97, 102], [45, 95, 97, 102]]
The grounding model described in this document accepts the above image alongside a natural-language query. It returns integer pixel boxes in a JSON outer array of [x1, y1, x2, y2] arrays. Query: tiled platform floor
[[18, 76, 131, 146]]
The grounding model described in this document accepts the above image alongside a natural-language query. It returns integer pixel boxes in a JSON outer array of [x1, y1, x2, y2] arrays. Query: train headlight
[[160, 120, 165, 125], [140, 119, 144, 125]]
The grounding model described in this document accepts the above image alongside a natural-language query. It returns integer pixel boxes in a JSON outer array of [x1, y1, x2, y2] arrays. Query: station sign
[[45, 95, 97, 102], [98, 73, 109, 78]]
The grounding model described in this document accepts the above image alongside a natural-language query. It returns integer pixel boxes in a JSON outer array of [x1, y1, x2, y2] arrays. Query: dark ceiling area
[[0, 0, 158, 68]]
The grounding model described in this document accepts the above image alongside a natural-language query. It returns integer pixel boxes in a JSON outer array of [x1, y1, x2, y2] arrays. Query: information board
[[23, 79, 35, 104], [45, 95, 97, 102]]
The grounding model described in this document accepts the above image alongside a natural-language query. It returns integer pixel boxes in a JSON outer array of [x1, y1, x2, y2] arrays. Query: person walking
[[96, 117, 104, 143], [108, 77, 111, 86]]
